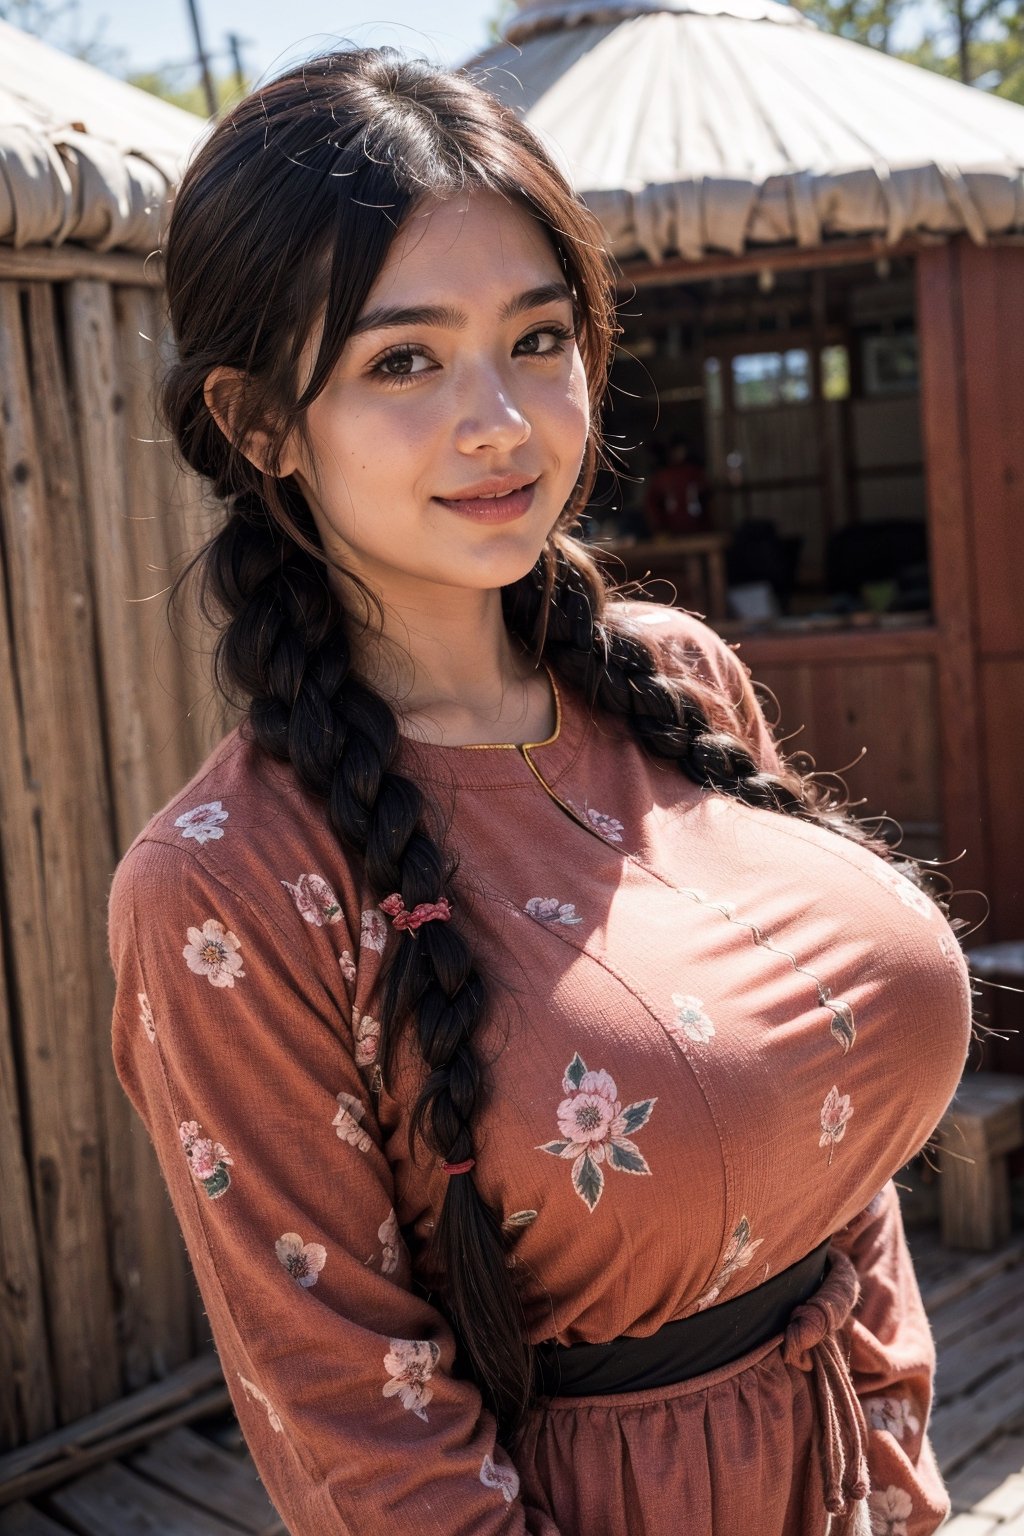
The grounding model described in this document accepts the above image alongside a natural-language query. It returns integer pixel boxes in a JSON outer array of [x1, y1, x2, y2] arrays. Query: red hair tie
[[440, 1158, 476, 1176], [380, 893, 452, 933]]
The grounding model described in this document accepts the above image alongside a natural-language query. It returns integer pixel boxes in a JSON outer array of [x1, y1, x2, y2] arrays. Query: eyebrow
[[349, 282, 575, 338]]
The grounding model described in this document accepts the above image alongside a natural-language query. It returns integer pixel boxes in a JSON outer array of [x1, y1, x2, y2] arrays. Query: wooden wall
[[0, 272, 229, 1450]]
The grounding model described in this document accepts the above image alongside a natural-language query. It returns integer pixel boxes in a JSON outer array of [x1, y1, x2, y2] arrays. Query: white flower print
[[275, 1232, 327, 1288], [138, 991, 155, 1043], [183, 919, 245, 988], [333, 1091, 372, 1152], [819, 1085, 854, 1165], [864, 1395, 921, 1442], [353, 1010, 381, 1068], [281, 873, 343, 927], [339, 949, 357, 986], [668, 993, 716, 1045], [868, 1485, 913, 1535], [238, 1375, 283, 1433], [525, 897, 583, 926], [563, 797, 625, 843], [696, 1217, 765, 1310], [360, 907, 389, 954], [179, 1120, 233, 1199], [378, 1207, 401, 1275], [537, 1053, 656, 1211], [480, 1453, 520, 1503], [174, 801, 228, 844], [382, 1338, 441, 1421], [877, 863, 935, 920]]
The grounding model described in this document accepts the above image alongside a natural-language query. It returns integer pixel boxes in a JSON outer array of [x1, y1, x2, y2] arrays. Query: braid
[[185, 492, 535, 1441], [505, 538, 942, 900]]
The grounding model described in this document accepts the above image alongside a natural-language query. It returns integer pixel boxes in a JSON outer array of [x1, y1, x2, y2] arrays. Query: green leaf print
[[564, 1053, 587, 1091], [619, 1099, 656, 1134], [605, 1138, 651, 1175], [572, 1150, 604, 1210]]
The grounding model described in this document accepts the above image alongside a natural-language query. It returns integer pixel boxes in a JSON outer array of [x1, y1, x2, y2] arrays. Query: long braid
[[505, 537, 942, 899], [196, 492, 535, 1440]]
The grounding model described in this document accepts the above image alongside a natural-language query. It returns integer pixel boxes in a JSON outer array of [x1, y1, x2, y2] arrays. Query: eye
[[514, 324, 574, 358], [370, 346, 435, 383]]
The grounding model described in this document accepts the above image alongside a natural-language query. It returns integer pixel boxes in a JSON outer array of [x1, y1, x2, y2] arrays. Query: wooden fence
[[0, 258, 230, 1451]]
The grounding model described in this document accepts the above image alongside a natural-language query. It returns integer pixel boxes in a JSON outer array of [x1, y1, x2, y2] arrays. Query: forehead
[[367, 189, 563, 306]]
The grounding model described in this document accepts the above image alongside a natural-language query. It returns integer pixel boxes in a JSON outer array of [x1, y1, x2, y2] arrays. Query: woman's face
[[280, 189, 591, 604]]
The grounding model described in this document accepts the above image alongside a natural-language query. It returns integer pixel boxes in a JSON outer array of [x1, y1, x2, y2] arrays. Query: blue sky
[[66, 0, 499, 79]]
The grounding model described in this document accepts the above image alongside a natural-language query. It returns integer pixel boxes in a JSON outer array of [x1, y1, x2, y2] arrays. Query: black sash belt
[[533, 1237, 832, 1398]]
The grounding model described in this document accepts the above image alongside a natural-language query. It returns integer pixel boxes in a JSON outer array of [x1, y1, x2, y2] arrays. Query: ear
[[203, 366, 303, 478]]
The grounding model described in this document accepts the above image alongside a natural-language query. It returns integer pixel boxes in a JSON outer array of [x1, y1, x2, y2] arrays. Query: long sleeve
[[831, 1181, 949, 1536], [109, 835, 561, 1536]]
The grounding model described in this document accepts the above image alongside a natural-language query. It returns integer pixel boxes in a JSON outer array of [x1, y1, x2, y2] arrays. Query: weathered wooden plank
[[0, 247, 159, 286], [948, 1432, 1024, 1515], [0, 1503, 73, 1534], [930, 1252, 1024, 1350], [0, 522, 53, 1447], [0, 282, 119, 1423], [128, 1428, 280, 1533], [919, 1234, 1024, 1316], [931, 1357, 1024, 1475], [47, 1461, 250, 1536], [935, 1297, 1024, 1400]]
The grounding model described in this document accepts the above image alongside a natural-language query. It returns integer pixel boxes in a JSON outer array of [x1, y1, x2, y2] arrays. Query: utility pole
[[184, 0, 218, 117], [227, 32, 248, 97]]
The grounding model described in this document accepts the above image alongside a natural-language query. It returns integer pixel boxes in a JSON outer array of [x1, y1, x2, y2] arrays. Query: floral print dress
[[108, 603, 973, 1536]]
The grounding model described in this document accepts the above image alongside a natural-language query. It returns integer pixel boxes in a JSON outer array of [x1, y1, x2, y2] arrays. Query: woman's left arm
[[831, 1180, 950, 1536]]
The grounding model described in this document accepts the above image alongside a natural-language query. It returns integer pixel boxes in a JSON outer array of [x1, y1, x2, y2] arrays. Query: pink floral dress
[[109, 603, 973, 1536]]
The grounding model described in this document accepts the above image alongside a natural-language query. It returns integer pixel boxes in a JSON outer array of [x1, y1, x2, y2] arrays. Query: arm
[[832, 1181, 950, 1536], [109, 837, 561, 1536]]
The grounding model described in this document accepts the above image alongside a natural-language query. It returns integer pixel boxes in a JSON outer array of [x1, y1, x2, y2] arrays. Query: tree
[[0, 0, 125, 70], [126, 67, 249, 117], [789, 0, 909, 52]]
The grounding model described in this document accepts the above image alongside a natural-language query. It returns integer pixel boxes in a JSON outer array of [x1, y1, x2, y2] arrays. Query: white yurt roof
[[470, 0, 1024, 262], [0, 19, 206, 253]]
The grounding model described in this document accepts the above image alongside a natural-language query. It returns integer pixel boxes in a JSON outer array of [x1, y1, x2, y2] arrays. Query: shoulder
[[610, 599, 751, 687], [108, 726, 365, 965]]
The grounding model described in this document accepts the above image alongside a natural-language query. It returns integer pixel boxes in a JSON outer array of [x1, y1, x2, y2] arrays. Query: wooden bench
[[937, 1071, 1024, 1250]]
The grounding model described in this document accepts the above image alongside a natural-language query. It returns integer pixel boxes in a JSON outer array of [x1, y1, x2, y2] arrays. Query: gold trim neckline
[[401, 660, 562, 752]]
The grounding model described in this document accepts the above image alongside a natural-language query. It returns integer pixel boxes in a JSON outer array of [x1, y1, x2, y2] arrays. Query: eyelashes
[[367, 324, 576, 388]]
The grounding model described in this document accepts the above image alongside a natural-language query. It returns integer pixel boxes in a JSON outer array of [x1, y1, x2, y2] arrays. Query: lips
[[438, 474, 538, 502], [434, 478, 538, 524], [436, 476, 540, 525]]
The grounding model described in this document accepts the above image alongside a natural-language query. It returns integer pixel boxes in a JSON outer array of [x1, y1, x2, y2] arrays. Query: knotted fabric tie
[[380, 893, 452, 933], [782, 1246, 872, 1536]]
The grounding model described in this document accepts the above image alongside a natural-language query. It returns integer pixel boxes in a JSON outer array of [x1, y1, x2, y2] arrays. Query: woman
[[108, 48, 973, 1536]]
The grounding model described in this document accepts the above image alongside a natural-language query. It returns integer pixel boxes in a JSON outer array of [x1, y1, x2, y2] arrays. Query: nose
[[452, 364, 531, 455]]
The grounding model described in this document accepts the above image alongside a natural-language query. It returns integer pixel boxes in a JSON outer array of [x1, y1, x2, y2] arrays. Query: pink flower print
[[138, 991, 155, 1043], [696, 1217, 765, 1309], [281, 873, 343, 927], [480, 1453, 520, 1504], [339, 949, 357, 986], [525, 897, 582, 926], [378, 1207, 401, 1274], [669, 993, 715, 1046], [353, 1010, 381, 1068], [537, 1053, 656, 1211], [183, 919, 245, 988], [333, 1091, 372, 1152], [382, 1338, 441, 1421], [864, 1395, 921, 1442], [868, 1486, 913, 1536], [238, 1375, 283, 1433], [174, 800, 228, 844], [819, 1085, 854, 1165], [360, 907, 388, 954], [179, 1120, 234, 1199], [275, 1232, 327, 1288]]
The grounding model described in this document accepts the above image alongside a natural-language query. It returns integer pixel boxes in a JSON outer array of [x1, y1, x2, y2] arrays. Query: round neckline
[[396, 659, 562, 753]]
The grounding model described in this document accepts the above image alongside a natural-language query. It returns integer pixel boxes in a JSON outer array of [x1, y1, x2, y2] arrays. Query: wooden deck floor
[[1, 1226, 1022, 1535]]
